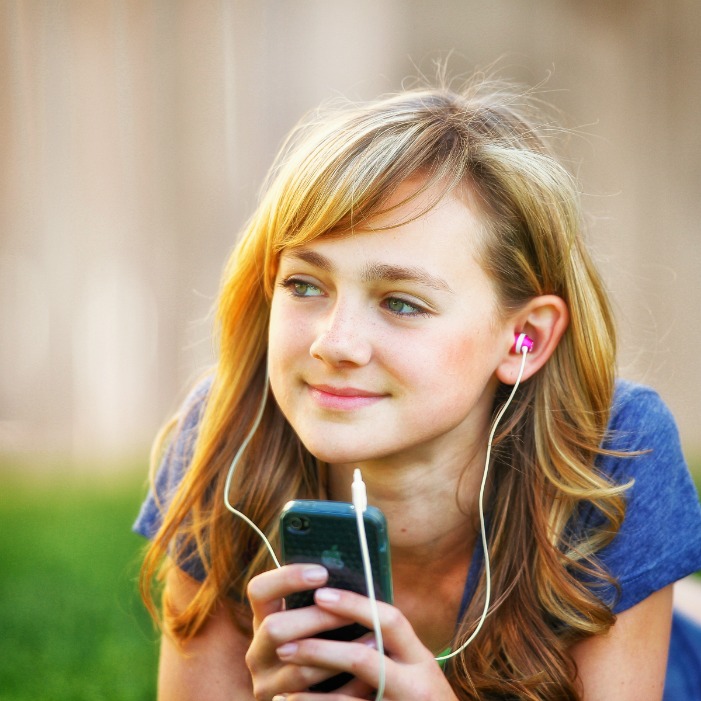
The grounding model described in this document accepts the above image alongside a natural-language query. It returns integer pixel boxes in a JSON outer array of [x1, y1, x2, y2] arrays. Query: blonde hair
[[141, 78, 625, 700]]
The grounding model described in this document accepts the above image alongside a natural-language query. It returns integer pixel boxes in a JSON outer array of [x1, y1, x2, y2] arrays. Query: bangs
[[265, 92, 472, 256]]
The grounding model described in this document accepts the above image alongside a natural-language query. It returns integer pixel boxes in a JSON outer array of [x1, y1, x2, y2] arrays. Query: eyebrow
[[284, 248, 454, 293]]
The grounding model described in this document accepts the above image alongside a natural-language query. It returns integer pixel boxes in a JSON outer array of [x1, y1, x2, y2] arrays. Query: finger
[[250, 630, 372, 698], [253, 604, 357, 652], [262, 631, 376, 698], [278, 680, 374, 701], [313, 588, 429, 663], [274, 688, 372, 701], [278, 634, 451, 700], [331, 674, 376, 699], [267, 661, 375, 701], [255, 659, 352, 698], [248, 564, 328, 623], [248, 628, 353, 700], [246, 606, 362, 697], [275, 636, 386, 693]]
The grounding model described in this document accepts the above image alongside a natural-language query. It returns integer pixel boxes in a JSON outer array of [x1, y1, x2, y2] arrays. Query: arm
[[569, 585, 674, 701], [157, 565, 255, 701]]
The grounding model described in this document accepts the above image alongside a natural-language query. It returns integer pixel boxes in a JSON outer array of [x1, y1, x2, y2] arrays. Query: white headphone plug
[[352, 468, 368, 512]]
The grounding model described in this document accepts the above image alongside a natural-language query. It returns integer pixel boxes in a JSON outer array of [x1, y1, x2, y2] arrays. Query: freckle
[[401, 528, 407, 533]]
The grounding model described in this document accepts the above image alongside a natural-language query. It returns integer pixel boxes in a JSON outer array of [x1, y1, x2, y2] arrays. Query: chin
[[301, 437, 382, 466], [306, 446, 369, 465], [307, 444, 407, 467]]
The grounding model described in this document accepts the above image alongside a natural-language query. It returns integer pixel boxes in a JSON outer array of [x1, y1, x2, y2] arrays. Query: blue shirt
[[134, 378, 701, 697]]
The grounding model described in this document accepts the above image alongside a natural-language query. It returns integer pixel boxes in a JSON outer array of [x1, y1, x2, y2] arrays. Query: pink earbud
[[513, 332, 534, 354]]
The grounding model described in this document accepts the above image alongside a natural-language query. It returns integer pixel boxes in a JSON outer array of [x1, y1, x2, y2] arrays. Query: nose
[[309, 300, 372, 367]]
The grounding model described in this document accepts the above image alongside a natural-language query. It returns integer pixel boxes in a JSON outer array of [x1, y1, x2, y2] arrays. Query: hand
[[270, 587, 460, 701], [246, 564, 368, 699]]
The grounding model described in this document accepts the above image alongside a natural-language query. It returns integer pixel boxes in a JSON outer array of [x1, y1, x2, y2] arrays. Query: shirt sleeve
[[591, 381, 701, 613], [132, 376, 212, 546]]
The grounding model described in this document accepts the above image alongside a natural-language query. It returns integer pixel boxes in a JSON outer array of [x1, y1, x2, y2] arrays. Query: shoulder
[[133, 373, 214, 541], [603, 378, 695, 505], [606, 379, 677, 446], [169, 375, 214, 464], [592, 379, 701, 612], [178, 373, 215, 430], [599, 379, 685, 481], [155, 373, 214, 496]]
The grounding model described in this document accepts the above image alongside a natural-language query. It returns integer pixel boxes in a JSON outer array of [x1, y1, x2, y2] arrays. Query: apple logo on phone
[[321, 545, 344, 570]]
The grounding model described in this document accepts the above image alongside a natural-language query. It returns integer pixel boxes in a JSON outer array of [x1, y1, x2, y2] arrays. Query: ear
[[495, 295, 569, 384]]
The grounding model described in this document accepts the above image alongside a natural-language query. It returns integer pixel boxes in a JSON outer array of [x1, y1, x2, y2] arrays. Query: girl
[[135, 78, 701, 700]]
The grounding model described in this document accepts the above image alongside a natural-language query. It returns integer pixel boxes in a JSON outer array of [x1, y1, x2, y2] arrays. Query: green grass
[[0, 472, 158, 701]]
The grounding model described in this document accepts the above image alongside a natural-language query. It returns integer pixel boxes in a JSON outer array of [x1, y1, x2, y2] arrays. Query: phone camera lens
[[287, 516, 311, 533]]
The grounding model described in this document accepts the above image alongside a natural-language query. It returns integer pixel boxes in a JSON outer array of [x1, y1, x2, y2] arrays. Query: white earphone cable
[[223, 374, 281, 569], [352, 469, 386, 701], [434, 346, 529, 662]]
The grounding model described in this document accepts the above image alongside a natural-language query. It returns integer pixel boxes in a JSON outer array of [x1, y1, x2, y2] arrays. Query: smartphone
[[279, 499, 393, 692]]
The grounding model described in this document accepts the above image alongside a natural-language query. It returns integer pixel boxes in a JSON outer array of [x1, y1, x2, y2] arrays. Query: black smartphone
[[279, 499, 393, 692]]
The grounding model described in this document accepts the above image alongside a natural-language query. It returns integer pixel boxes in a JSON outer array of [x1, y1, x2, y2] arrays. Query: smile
[[307, 384, 386, 411]]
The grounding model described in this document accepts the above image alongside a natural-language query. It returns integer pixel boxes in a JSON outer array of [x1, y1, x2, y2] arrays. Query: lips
[[307, 383, 386, 410]]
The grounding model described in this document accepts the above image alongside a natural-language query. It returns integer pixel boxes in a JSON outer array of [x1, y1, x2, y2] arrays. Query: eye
[[280, 277, 324, 297], [382, 297, 430, 317]]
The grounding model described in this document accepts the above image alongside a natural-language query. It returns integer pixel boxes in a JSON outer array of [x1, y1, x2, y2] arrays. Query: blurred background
[[1, 1, 700, 699]]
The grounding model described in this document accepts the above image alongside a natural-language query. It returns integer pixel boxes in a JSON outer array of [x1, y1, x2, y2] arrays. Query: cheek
[[267, 300, 289, 386], [448, 329, 494, 366], [411, 328, 500, 394], [267, 299, 310, 385]]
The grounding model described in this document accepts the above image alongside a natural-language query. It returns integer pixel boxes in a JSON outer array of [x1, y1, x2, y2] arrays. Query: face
[[267, 180, 512, 468]]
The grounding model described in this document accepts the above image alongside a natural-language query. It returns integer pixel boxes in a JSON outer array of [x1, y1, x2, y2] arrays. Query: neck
[[327, 444, 487, 567]]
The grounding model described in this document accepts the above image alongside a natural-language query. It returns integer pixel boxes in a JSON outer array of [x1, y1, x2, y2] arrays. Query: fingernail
[[272, 695, 288, 701], [315, 587, 340, 603], [302, 565, 327, 583], [276, 642, 298, 659]]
